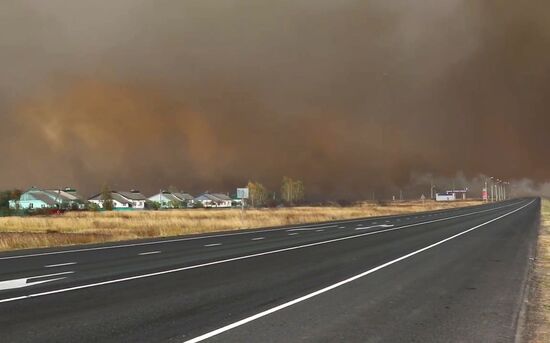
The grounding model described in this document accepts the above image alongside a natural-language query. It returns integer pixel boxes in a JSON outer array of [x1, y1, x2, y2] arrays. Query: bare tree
[[281, 177, 305, 205], [247, 181, 268, 208], [101, 183, 114, 211]]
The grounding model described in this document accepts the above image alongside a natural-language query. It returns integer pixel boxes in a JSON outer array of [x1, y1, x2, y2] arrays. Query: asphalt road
[[0, 198, 540, 342]]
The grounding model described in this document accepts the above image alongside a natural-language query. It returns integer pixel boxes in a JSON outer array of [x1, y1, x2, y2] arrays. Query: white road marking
[[0, 271, 74, 291], [204, 243, 222, 247], [251, 237, 265, 241], [339, 226, 346, 229], [355, 224, 394, 231], [183, 200, 534, 343], [44, 262, 77, 268], [0, 200, 529, 304], [288, 233, 299, 236], [287, 225, 337, 232], [315, 229, 324, 232], [138, 251, 161, 256], [0, 202, 521, 261]]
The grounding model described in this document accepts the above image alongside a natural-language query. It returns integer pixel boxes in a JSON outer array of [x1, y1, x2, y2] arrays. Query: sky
[[0, 0, 549, 199]]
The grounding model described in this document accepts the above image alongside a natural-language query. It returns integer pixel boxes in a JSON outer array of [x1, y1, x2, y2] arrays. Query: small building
[[194, 192, 232, 208], [436, 193, 456, 201], [88, 190, 147, 210], [147, 191, 195, 209], [9, 187, 87, 210], [436, 189, 468, 201]]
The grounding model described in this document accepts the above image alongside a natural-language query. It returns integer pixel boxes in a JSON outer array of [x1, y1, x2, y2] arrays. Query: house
[[9, 187, 87, 210], [147, 191, 194, 208], [194, 192, 232, 208], [173, 192, 195, 207], [88, 190, 147, 210]]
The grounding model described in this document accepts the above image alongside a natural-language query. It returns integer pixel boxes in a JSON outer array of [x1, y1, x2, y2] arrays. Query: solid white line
[[0, 201, 528, 304], [204, 243, 222, 247], [138, 251, 161, 256], [183, 200, 534, 343], [44, 262, 77, 268], [251, 237, 265, 241], [0, 203, 515, 261]]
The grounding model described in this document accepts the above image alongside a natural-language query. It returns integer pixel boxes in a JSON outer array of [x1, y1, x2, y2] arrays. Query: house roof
[[196, 193, 231, 202], [173, 192, 194, 201], [89, 191, 135, 204], [46, 190, 85, 202], [29, 192, 58, 206], [111, 193, 131, 205], [117, 191, 146, 201]]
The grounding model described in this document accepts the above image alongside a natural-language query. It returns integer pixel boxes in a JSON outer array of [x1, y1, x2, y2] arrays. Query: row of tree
[[247, 177, 305, 207]]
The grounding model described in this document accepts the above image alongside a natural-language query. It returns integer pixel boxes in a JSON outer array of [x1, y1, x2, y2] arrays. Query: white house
[[147, 191, 195, 208], [194, 193, 232, 208], [89, 190, 147, 210], [9, 187, 87, 210]]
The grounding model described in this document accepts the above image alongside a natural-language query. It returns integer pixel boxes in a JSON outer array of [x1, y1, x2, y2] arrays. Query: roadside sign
[[482, 188, 488, 201], [237, 188, 249, 199]]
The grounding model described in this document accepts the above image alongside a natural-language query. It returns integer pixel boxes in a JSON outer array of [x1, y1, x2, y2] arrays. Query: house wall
[[18, 199, 51, 209]]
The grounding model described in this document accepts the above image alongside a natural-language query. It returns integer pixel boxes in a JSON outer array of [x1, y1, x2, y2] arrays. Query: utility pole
[[489, 177, 494, 202]]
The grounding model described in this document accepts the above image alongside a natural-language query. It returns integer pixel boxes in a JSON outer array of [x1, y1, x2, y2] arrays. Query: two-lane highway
[[0, 199, 539, 342]]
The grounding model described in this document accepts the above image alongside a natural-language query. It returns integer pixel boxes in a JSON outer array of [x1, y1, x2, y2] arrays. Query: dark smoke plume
[[1, 1, 549, 199]]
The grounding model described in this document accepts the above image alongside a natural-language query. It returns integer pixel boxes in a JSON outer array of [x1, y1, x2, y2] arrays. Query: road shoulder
[[521, 198, 549, 342]]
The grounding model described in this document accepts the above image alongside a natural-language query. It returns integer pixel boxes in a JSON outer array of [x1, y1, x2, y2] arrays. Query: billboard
[[236, 188, 249, 199]]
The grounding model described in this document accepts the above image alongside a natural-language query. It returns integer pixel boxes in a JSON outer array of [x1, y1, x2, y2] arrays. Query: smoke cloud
[[1, 1, 549, 199]]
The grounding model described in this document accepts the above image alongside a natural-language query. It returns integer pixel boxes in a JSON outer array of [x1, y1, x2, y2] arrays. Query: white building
[[147, 191, 195, 208], [435, 193, 456, 201], [194, 193, 232, 208], [89, 190, 147, 210]]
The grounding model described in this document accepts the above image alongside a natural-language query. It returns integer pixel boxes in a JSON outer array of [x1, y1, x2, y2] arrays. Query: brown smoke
[[1, 1, 549, 199]]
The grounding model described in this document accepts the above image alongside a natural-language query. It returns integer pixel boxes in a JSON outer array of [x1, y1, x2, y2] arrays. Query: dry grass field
[[0, 200, 482, 251], [526, 199, 550, 342]]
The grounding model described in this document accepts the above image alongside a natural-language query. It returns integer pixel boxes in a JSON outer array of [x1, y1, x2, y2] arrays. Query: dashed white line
[[315, 229, 324, 232], [339, 226, 346, 229], [251, 237, 265, 241], [44, 262, 77, 268], [0, 200, 529, 304], [287, 225, 337, 232], [288, 233, 299, 236], [138, 251, 161, 256], [204, 243, 222, 247]]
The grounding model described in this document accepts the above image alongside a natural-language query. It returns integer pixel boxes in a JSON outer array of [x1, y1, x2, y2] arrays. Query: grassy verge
[[0, 200, 482, 252], [525, 199, 550, 342]]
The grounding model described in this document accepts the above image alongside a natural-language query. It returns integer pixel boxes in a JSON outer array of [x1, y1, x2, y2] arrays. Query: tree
[[281, 177, 305, 205], [0, 189, 22, 215], [247, 181, 268, 208], [101, 184, 114, 211]]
